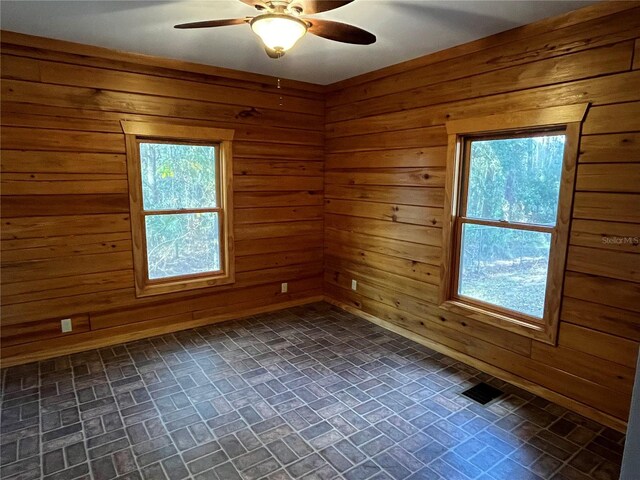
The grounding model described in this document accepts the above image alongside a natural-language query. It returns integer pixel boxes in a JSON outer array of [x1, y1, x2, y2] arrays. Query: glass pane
[[140, 142, 217, 211], [466, 135, 565, 225], [458, 223, 551, 318], [145, 213, 220, 280]]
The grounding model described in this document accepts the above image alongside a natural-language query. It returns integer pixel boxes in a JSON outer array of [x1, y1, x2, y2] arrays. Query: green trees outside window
[[139, 143, 221, 280], [457, 134, 566, 318]]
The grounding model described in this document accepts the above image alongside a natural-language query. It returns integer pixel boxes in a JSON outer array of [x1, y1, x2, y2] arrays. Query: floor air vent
[[461, 382, 503, 405]]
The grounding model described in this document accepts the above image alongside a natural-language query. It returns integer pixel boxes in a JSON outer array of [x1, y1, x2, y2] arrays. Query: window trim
[[121, 121, 235, 298], [440, 104, 588, 344]]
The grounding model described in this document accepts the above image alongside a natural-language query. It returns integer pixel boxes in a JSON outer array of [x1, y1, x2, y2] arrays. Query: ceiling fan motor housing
[[174, 0, 375, 58], [250, 13, 308, 54]]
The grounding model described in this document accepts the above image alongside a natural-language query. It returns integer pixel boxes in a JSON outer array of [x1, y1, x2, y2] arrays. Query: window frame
[[121, 121, 235, 298], [440, 104, 588, 344]]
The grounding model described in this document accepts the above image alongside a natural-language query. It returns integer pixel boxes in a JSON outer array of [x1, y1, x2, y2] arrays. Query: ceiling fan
[[175, 0, 376, 58]]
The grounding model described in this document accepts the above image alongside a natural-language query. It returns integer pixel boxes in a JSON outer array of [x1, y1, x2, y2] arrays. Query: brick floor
[[0, 303, 625, 480]]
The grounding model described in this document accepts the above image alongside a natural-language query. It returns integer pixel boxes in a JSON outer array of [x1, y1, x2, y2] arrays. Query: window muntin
[[457, 223, 552, 318], [122, 121, 234, 298], [138, 141, 223, 283], [145, 212, 221, 280], [465, 135, 565, 226], [139, 142, 218, 210], [442, 105, 586, 343], [453, 131, 566, 322]]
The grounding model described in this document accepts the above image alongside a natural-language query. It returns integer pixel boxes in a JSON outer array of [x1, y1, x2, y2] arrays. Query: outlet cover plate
[[61, 318, 72, 333]]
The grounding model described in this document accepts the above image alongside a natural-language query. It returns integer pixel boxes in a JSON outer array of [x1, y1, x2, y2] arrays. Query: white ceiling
[[1, 0, 596, 85]]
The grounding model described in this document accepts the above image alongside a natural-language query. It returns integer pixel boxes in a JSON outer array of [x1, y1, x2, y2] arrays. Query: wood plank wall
[[323, 3, 640, 429], [1, 2, 639, 431], [0, 32, 325, 365]]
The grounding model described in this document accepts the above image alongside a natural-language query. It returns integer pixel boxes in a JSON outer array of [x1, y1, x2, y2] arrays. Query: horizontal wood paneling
[[327, 287, 630, 421], [564, 272, 640, 313], [327, 71, 640, 139], [325, 257, 438, 305], [326, 41, 634, 123], [558, 323, 639, 368], [235, 206, 324, 224], [324, 273, 531, 356], [1, 270, 134, 305], [235, 191, 323, 208], [570, 219, 640, 253], [0, 32, 325, 362], [1, 251, 133, 284], [0, 31, 325, 95], [0, 104, 325, 146], [582, 101, 640, 134], [234, 159, 323, 177], [1, 262, 324, 327], [1, 233, 132, 262], [1, 173, 128, 196], [323, 4, 640, 428], [1, 151, 127, 174], [235, 235, 323, 256], [36, 59, 323, 115], [326, 2, 637, 93], [324, 199, 442, 227], [530, 342, 635, 395], [573, 192, 640, 223], [566, 246, 640, 282], [576, 163, 640, 192], [1, 3, 639, 432], [1, 127, 125, 152], [325, 147, 447, 170], [1, 294, 323, 365], [325, 168, 446, 187], [325, 185, 444, 208], [91, 277, 322, 330], [327, 8, 640, 105], [1, 194, 130, 217], [325, 242, 438, 284], [325, 228, 440, 265], [1, 314, 91, 348], [561, 297, 640, 341], [2, 214, 131, 240], [325, 214, 441, 247], [1, 78, 324, 132], [578, 132, 640, 163]]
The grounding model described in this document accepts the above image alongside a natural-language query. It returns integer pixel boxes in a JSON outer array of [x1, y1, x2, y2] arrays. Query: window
[[121, 121, 234, 297], [440, 104, 588, 343]]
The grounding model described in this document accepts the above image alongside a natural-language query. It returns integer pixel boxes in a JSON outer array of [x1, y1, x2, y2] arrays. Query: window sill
[[438, 299, 556, 344], [135, 272, 235, 298]]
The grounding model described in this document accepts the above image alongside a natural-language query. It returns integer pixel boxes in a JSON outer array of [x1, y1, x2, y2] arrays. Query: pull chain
[[277, 77, 283, 106]]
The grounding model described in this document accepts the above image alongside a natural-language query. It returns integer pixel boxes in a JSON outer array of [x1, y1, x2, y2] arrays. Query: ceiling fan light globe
[[250, 14, 307, 53]]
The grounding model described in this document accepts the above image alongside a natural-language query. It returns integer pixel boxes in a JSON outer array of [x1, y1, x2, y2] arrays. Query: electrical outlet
[[61, 318, 72, 333], [351, 279, 357, 291], [281, 282, 288, 293]]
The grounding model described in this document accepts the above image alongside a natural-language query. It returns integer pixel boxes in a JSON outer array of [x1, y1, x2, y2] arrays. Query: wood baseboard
[[1, 290, 627, 432], [0, 295, 323, 368], [324, 296, 627, 433]]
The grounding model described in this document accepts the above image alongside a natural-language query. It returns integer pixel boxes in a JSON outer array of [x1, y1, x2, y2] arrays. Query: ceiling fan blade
[[294, 0, 354, 14], [306, 19, 376, 45], [174, 18, 249, 29]]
